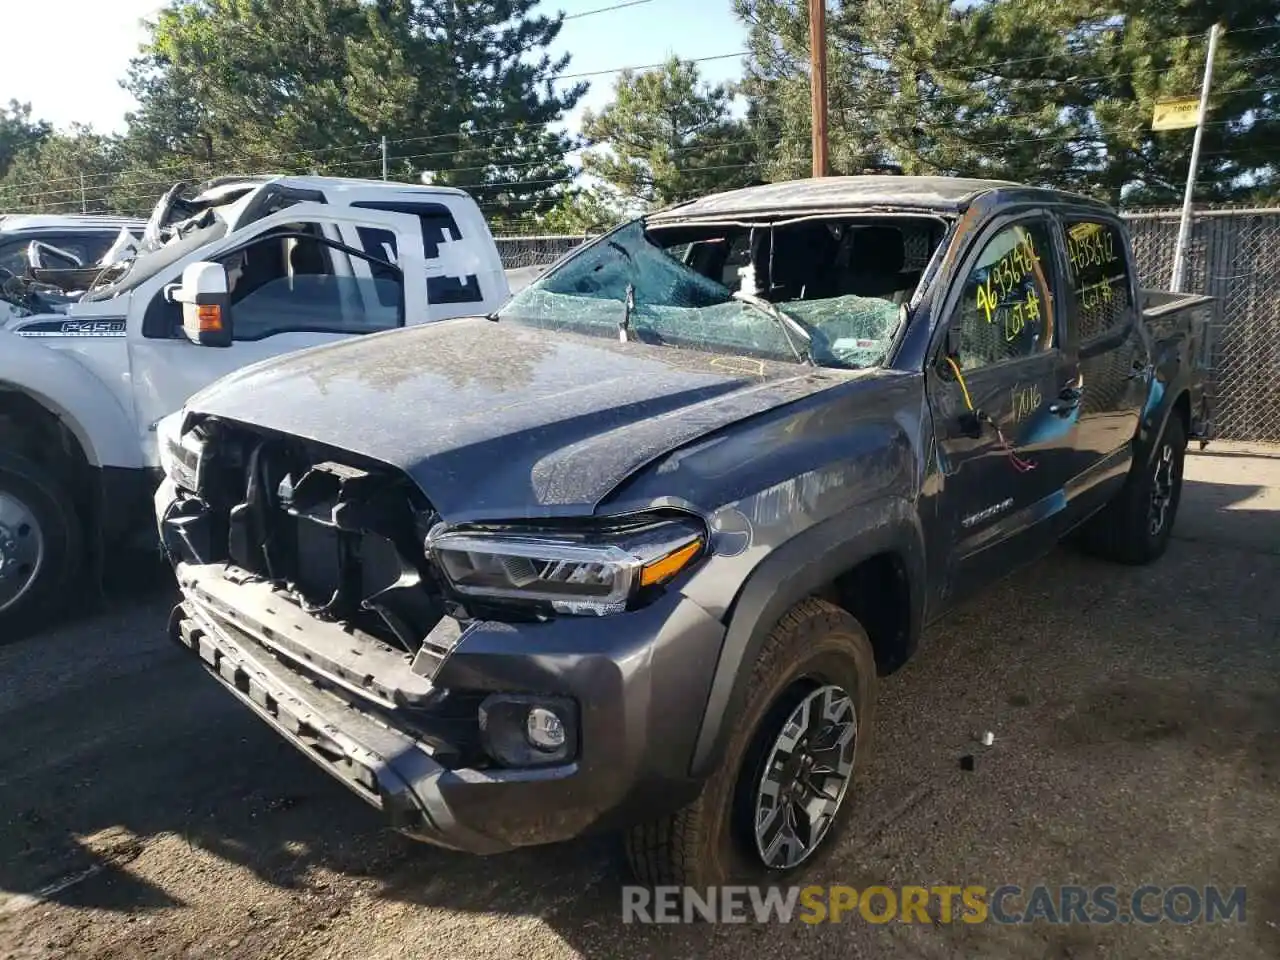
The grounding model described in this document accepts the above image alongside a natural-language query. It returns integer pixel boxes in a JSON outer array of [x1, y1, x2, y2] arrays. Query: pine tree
[[737, 0, 1280, 205], [370, 1, 585, 227], [0, 101, 52, 181], [124, 0, 375, 175], [0, 126, 122, 214], [579, 56, 761, 208], [122, 0, 584, 222]]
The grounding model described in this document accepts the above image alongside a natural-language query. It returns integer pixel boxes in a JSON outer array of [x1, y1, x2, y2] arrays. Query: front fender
[[0, 329, 140, 469], [686, 495, 926, 778]]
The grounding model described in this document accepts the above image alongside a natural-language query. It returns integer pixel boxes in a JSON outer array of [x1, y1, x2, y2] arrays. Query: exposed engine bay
[[165, 418, 452, 658]]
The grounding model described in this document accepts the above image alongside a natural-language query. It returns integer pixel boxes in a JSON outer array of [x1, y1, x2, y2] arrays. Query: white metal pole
[[381, 136, 389, 180], [1170, 23, 1223, 292], [80, 173, 86, 213]]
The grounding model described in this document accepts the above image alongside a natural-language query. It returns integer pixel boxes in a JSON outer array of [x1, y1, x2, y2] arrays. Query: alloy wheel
[[1148, 441, 1179, 537], [752, 683, 858, 870]]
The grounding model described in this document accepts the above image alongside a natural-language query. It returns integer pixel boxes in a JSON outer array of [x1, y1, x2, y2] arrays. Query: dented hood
[[186, 317, 854, 520]]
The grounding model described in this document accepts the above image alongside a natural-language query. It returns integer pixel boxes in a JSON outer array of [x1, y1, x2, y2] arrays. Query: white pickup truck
[[0, 174, 512, 632]]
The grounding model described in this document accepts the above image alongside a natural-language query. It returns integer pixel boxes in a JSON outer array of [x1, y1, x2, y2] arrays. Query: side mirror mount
[[945, 323, 963, 361], [936, 324, 963, 380], [172, 261, 232, 347]]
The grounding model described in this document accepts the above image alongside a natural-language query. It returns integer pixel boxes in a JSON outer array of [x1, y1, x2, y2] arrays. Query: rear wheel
[[624, 597, 876, 887], [1078, 416, 1186, 565], [0, 452, 82, 640]]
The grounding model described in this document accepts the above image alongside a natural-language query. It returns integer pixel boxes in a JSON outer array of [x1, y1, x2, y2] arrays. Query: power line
[[562, 0, 653, 20], [9, 28, 1280, 197], [19, 158, 774, 215], [0, 48, 753, 195], [8, 34, 1280, 207], [23, 60, 1278, 202], [13, 74, 1280, 208], [14, 133, 1272, 218], [547, 50, 747, 82], [12, 95, 1279, 211], [752, 23, 1280, 81]]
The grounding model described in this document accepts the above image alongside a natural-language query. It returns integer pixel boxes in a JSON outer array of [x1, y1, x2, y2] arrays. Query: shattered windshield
[[496, 218, 920, 370], [80, 221, 228, 302]]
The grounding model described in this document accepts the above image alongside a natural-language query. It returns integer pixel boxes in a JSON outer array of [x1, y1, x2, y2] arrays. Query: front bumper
[[159, 485, 727, 854]]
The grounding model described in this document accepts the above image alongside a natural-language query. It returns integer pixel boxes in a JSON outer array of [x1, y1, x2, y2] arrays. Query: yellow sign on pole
[[1152, 97, 1203, 131]]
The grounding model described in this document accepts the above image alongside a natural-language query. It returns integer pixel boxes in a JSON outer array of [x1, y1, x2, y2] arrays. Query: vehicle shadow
[[1173, 475, 1280, 556], [1, 478, 1277, 958], [2, 547, 178, 646]]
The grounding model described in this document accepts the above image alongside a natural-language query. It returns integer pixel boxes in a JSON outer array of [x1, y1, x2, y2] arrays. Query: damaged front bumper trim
[[171, 592, 577, 854], [176, 563, 441, 708]]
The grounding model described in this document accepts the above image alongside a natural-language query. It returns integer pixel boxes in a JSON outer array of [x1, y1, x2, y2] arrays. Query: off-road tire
[[0, 451, 83, 641], [1077, 415, 1187, 565], [624, 597, 877, 887]]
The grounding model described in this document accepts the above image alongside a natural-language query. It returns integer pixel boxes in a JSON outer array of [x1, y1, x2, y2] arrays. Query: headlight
[[157, 411, 205, 493], [426, 514, 706, 616]]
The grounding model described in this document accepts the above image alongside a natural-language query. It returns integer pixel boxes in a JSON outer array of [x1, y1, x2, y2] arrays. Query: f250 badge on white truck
[[0, 174, 513, 634]]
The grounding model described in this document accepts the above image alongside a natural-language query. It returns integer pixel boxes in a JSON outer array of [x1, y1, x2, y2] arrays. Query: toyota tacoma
[[155, 176, 1212, 885]]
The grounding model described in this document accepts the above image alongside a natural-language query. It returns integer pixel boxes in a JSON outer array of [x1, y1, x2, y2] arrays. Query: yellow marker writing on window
[[974, 231, 1041, 320]]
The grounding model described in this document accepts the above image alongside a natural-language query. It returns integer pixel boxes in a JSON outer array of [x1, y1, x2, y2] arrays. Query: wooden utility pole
[[808, 0, 829, 177]]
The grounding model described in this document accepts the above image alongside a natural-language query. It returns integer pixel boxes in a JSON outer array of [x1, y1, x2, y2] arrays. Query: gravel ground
[[1, 449, 1277, 959]]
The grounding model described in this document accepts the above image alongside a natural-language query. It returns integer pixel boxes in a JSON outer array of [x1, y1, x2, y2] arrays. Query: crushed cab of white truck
[[0, 214, 148, 323], [0, 174, 514, 634]]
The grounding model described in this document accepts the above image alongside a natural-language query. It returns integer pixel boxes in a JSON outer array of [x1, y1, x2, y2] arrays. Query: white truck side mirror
[[169, 261, 233, 347]]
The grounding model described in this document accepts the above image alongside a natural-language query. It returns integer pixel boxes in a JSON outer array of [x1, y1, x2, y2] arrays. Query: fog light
[[478, 693, 578, 768], [526, 707, 566, 751]]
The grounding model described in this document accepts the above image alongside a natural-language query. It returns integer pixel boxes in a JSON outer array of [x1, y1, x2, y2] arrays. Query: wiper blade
[[731, 290, 815, 366], [618, 282, 635, 342]]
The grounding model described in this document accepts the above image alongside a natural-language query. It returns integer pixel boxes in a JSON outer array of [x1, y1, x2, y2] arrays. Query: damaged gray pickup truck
[[155, 176, 1212, 886]]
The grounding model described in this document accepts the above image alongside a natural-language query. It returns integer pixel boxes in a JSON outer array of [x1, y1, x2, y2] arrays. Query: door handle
[[1049, 385, 1082, 416], [1125, 359, 1151, 381]]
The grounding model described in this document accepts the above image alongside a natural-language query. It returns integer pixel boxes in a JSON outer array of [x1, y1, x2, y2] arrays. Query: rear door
[[928, 211, 1083, 601], [346, 199, 506, 319], [1057, 215, 1149, 513]]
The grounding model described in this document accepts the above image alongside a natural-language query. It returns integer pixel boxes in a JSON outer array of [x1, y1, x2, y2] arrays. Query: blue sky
[[549, 0, 750, 127], [0, 0, 750, 135]]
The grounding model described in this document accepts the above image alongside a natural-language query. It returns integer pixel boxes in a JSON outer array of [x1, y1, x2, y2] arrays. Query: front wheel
[[624, 597, 876, 887], [1078, 416, 1186, 565], [0, 452, 83, 640]]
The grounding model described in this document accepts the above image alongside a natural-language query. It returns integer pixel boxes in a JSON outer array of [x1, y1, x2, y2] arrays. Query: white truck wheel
[[0, 452, 82, 639]]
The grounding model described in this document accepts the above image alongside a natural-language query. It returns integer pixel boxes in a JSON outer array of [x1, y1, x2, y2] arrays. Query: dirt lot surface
[[1, 447, 1278, 959]]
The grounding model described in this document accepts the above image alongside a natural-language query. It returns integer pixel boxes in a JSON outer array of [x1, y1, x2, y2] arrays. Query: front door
[[127, 206, 425, 465], [928, 213, 1083, 602]]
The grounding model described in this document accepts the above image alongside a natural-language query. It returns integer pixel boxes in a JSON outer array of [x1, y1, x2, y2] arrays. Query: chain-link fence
[[496, 208, 1280, 442], [1123, 207, 1280, 443], [492, 235, 587, 269]]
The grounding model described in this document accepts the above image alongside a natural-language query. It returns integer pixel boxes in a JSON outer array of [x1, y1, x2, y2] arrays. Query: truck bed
[[1140, 288, 1213, 318], [1139, 288, 1216, 446]]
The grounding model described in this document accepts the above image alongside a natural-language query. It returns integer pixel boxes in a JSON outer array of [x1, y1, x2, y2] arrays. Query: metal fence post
[[1170, 23, 1224, 292]]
